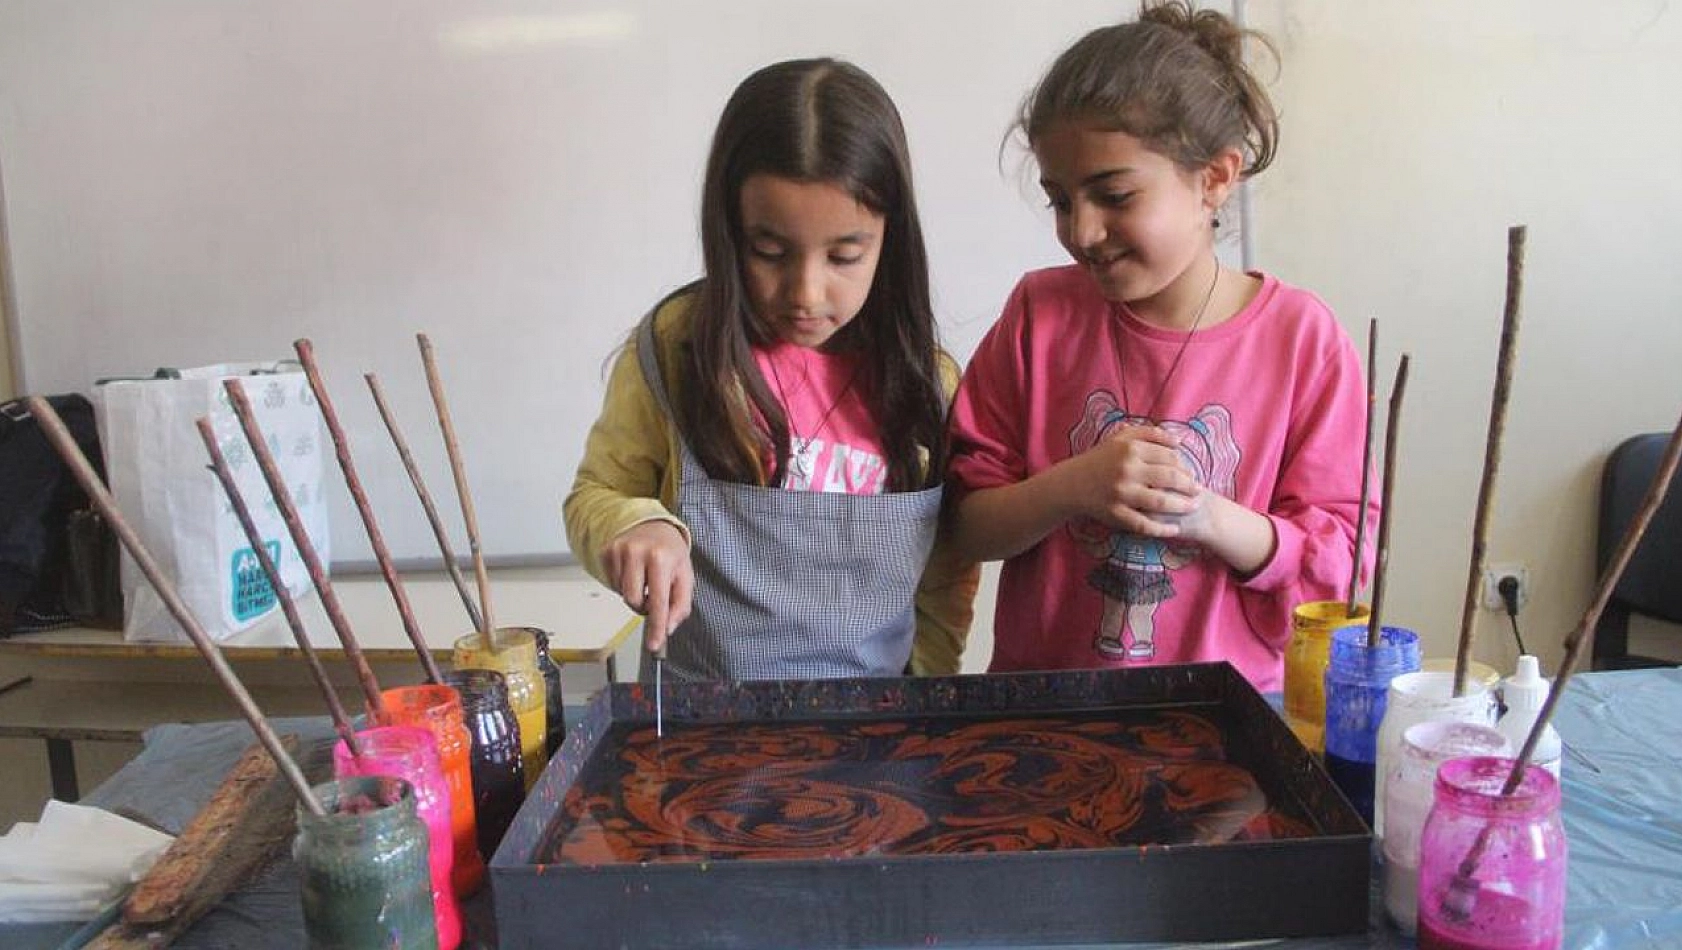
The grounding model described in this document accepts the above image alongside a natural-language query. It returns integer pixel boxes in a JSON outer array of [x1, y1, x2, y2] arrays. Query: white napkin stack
[[0, 800, 174, 923]]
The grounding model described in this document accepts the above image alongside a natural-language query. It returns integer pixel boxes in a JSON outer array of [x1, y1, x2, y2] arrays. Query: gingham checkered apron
[[636, 316, 941, 682]]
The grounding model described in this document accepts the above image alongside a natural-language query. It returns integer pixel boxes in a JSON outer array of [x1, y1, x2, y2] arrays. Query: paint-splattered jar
[[379, 684, 486, 897], [1416, 756, 1566, 949], [1323, 625, 1420, 823], [1372, 669, 1499, 838], [453, 627, 547, 789], [1381, 721, 1512, 934], [524, 626, 568, 756], [334, 725, 462, 950], [294, 775, 439, 950], [443, 668, 525, 860], [1284, 601, 1371, 754]]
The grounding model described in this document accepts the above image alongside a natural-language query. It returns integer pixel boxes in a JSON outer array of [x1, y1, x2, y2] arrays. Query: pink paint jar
[[335, 725, 462, 950], [1416, 756, 1565, 950]]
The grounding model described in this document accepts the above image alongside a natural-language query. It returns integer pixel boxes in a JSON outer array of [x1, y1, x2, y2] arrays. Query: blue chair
[[1593, 433, 1682, 670]]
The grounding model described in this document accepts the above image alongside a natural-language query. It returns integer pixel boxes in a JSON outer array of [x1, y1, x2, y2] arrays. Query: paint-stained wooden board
[[84, 733, 326, 949]]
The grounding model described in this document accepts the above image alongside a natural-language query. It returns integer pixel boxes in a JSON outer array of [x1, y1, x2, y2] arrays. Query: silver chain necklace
[[766, 352, 859, 482], [1119, 257, 1221, 424]]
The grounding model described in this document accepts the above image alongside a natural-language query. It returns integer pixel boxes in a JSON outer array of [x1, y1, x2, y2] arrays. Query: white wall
[[1245, 0, 1682, 672], [3, 1, 1678, 675]]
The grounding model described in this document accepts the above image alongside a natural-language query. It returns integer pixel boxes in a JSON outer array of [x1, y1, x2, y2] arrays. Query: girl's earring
[[1210, 214, 1221, 229]]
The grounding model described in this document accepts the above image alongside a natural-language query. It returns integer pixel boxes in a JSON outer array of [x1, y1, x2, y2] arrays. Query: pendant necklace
[[766, 351, 859, 483], [1119, 256, 1222, 425]]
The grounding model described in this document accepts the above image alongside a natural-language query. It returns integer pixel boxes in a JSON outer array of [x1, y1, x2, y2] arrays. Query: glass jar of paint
[[442, 668, 525, 860], [334, 725, 462, 950], [1416, 756, 1566, 950], [379, 684, 485, 897], [523, 626, 568, 757], [1284, 601, 1371, 755], [1323, 625, 1421, 823], [295, 775, 439, 950], [453, 627, 548, 789], [1381, 721, 1512, 934], [1372, 669, 1499, 837], [1420, 656, 1502, 695]]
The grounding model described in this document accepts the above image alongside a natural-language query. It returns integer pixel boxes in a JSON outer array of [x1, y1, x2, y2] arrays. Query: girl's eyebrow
[[744, 224, 875, 245], [1040, 167, 1137, 191]]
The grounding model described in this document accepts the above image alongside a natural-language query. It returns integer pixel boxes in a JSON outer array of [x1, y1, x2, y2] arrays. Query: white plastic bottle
[[1497, 655, 1563, 779]]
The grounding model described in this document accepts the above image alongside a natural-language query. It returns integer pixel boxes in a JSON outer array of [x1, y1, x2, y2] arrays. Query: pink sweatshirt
[[949, 266, 1375, 691]]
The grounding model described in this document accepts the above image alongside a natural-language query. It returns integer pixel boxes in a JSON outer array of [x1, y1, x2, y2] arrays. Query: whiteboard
[[0, 1, 1241, 564]]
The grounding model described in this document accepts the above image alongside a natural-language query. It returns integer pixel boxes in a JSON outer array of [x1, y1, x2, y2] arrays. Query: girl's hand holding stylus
[[602, 521, 693, 652], [1064, 425, 1198, 537]]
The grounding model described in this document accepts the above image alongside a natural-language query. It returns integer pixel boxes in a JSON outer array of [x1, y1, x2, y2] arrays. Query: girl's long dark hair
[[681, 58, 947, 492]]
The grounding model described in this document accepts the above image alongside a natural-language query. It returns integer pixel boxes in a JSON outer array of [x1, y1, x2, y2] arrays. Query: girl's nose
[[1068, 200, 1106, 251], [785, 256, 825, 310]]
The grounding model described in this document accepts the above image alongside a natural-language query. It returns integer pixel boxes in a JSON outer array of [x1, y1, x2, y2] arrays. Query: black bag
[[0, 394, 122, 635]]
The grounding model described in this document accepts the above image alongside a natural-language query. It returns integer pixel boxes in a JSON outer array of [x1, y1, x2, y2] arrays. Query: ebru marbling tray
[[490, 663, 1369, 949]]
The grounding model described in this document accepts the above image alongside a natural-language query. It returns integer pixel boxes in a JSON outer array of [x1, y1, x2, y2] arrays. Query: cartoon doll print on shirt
[[1067, 391, 1241, 661]]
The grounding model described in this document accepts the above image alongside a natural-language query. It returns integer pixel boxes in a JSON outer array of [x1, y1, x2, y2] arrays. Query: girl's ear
[[1200, 147, 1246, 211]]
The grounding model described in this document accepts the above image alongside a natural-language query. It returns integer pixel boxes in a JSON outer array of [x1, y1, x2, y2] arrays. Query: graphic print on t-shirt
[[1066, 391, 1241, 662], [781, 439, 888, 494]]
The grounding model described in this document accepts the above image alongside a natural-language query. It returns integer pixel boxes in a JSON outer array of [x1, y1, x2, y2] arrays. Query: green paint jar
[[295, 775, 439, 950]]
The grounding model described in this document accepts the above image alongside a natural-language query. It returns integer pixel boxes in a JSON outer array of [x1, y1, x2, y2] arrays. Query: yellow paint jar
[[452, 627, 547, 790], [1284, 600, 1371, 755]]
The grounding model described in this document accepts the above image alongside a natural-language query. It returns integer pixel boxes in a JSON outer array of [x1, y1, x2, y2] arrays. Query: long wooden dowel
[[195, 417, 362, 762], [1505, 413, 1682, 790], [417, 333, 498, 643], [293, 339, 444, 684], [1447, 411, 1682, 915], [224, 379, 384, 720], [1454, 225, 1527, 696], [24, 396, 324, 817], [1348, 317, 1379, 613], [1366, 354, 1410, 648], [365, 372, 485, 633]]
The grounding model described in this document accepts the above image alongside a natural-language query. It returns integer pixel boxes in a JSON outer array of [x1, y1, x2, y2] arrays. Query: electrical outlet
[[1481, 562, 1530, 611]]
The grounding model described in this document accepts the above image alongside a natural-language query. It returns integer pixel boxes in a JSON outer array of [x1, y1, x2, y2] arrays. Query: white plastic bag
[[98, 363, 329, 642]]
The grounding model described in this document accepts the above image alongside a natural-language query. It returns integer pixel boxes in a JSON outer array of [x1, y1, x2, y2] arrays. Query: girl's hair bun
[[1139, 0, 1245, 72]]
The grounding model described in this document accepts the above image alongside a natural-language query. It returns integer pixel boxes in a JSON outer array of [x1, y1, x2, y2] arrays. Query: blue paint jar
[[1323, 625, 1420, 823]]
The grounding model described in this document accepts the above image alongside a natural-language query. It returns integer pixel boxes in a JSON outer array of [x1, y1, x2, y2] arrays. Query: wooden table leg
[[46, 736, 80, 801]]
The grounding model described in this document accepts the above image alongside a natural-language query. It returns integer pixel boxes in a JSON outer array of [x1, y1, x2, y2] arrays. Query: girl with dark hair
[[566, 58, 976, 682], [947, 3, 1374, 691]]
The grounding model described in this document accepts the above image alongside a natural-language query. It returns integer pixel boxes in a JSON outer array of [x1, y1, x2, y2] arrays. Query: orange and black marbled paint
[[538, 708, 1315, 865]]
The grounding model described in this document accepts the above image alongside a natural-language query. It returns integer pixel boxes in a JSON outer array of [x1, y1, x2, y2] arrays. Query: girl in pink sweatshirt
[[947, 2, 1374, 691]]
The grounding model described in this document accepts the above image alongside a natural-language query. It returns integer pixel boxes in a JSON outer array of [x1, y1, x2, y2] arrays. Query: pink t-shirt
[[753, 341, 887, 494], [948, 266, 1375, 691]]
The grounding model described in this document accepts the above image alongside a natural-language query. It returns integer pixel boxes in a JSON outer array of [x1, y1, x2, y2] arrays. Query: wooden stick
[[1505, 413, 1682, 790], [224, 379, 384, 720], [1348, 317, 1379, 613], [1366, 355, 1410, 648], [1454, 225, 1526, 696], [294, 340, 444, 684], [195, 417, 361, 762], [22, 396, 324, 817], [365, 372, 485, 632], [417, 332, 498, 644], [1445, 410, 1682, 917]]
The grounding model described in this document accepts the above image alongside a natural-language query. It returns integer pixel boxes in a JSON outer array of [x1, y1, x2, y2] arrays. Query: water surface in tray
[[536, 705, 1316, 865]]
